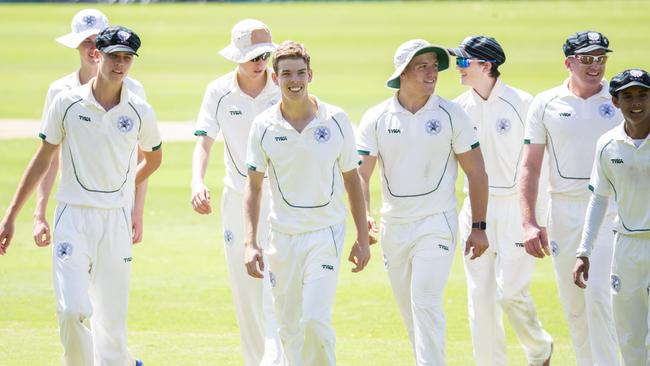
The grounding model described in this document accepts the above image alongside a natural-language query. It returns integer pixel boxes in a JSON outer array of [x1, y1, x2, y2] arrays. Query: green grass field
[[1, 1, 649, 365]]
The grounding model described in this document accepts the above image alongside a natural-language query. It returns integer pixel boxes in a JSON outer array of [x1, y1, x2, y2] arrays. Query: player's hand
[[573, 257, 590, 289], [0, 218, 15, 256], [348, 239, 371, 273], [33, 215, 52, 247], [131, 210, 143, 244], [244, 243, 265, 279], [465, 229, 489, 260], [191, 183, 212, 215], [367, 216, 379, 245], [523, 223, 550, 259]]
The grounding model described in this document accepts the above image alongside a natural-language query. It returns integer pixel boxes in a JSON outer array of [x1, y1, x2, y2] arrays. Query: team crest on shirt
[[425, 119, 442, 135], [496, 118, 511, 134], [82, 15, 96, 28], [598, 103, 616, 118], [269, 271, 276, 288], [56, 242, 73, 260], [117, 116, 134, 133], [611, 274, 621, 293], [223, 229, 234, 246], [314, 126, 331, 143], [550, 241, 559, 257]]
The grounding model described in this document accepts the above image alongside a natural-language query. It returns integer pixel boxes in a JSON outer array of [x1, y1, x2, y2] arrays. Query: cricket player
[[243, 40, 371, 366], [450, 35, 553, 366], [357, 39, 489, 365], [191, 18, 283, 366], [519, 30, 621, 365], [574, 68, 650, 366], [34, 9, 148, 250], [0, 26, 162, 366]]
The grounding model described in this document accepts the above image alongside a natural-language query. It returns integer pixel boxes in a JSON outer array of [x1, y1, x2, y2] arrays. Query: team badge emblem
[[56, 242, 73, 260], [269, 271, 276, 288], [117, 116, 134, 133], [425, 119, 442, 135], [82, 15, 96, 28], [611, 274, 621, 293], [117, 30, 131, 43], [587, 32, 600, 42], [496, 118, 511, 134], [630, 69, 643, 78], [550, 241, 559, 257], [223, 229, 234, 246], [314, 126, 331, 143], [599, 104, 615, 118]]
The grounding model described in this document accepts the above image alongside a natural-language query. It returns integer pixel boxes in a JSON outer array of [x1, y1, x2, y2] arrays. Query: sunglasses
[[250, 52, 271, 63], [567, 54, 608, 65], [456, 57, 496, 69]]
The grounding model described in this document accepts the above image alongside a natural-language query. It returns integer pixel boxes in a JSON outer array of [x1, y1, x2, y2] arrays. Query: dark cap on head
[[448, 35, 506, 66], [96, 26, 140, 56], [563, 31, 612, 56], [609, 69, 650, 96]]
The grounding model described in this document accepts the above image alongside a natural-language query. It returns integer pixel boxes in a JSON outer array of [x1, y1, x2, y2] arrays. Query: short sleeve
[[194, 84, 221, 140], [138, 108, 162, 152], [524, 96, 547, 145], [588, 140, 613, 196], [356, 108, 379, 157], [334, 112, 361, 173], [246, 116, 268, 173], [40, 93, 66, 145], [451, 105, 479, 154]]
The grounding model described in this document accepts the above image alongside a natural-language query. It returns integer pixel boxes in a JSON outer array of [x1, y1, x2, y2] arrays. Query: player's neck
[[397, 89, 431, 114], [472, 77, 497, 101], [280, 95, 317, 133], [624, 119, 650, 140], [568, 79, 602, 99], [92, 76, 123, 111], [237, 70, 267, 99]]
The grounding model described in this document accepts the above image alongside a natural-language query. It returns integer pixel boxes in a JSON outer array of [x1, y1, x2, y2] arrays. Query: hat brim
[[386, 45, 449, 89], [613, 81, 650, 94], [447, 47, 472, 58], [100, 45, 139, 56], [55, 28, 101, 49], [219, 43, 277, 63], [574, 45, 613, 54]]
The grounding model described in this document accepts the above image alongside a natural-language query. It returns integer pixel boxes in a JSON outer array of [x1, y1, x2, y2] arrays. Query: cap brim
[[574, 45, 613, 54], [55, 28, 100, 49], [614, 81, 650, 93], [386, 45, 450, 89], [447, 47, 471, 58], [100, 45, 139, 56], [219, 43, 277, 63]]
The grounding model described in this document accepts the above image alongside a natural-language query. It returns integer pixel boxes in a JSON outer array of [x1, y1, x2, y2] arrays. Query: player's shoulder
[[438, 95, 466, 116], [500, 82, 533, 104], [206, 71, 236, 96], [452, 89, 473, 107], [597, 123, 623, 148], [319, 100, 349, 122], [532, 84, 564, 104], [362, 98, 393, 121], [47, 72, 79, 96], [124, 88, 154, 118]]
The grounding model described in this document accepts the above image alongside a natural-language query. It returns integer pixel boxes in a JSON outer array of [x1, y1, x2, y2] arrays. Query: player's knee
[[301, 317, 333, 342], [497, 291, 526, 310], [56, 307, 91, 325]]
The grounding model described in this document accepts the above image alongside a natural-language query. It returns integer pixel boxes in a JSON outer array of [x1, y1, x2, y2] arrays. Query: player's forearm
[[519, 166, 541, 226], [34, 151, 60, 219], [243, 178, 262, 249], [343, 170, 369, 246], [191, 137, 212, 186], [135, 150, 162, 185], [466, 170, 488, 222], [576, 193, 609, 258], [5, 149, 55, 221], [357, 156, 376, 217]]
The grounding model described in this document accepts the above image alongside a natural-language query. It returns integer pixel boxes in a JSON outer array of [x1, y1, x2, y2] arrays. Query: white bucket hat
[[219, 19, 276, 63], [386, 39, 449, 89], [55, 9, 109, 49]]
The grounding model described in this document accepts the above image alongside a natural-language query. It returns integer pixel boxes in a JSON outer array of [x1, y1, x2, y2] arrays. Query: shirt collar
[[470, 78, 505, 103], [389, 93, 440, 114], [611, 121, 650, 145], [80, 78, 130, 112], [273, 95, 327, 131], [558, 78, 611, 101]]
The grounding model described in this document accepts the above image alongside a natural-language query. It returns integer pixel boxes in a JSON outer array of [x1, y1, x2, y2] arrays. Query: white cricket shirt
[[357, 94, 479, 224], [524, 79, 622, 196], [589, 123, 650, 235], [40, 81, 161, 209], [246, 98, 360, 234], [454, 79, 532, 196], [195, 70, 280, 194]]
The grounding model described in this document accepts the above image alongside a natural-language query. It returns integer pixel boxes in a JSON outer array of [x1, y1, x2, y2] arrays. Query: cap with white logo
[[386, 39, 449, 89], [55, 9, 109, 49], [95, 26, 141, 56], [609, 69, 650, 96], [563, 30, 612, 56], [219, 19, 276, 64]]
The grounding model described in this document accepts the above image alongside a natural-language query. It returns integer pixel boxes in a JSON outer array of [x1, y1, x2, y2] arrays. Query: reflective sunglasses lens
[[456, 58, 470, 68], [251, 52, 270, 62]]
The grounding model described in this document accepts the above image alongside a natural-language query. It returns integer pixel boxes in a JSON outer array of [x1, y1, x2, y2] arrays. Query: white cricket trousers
[[548, 195, 619, 366], [221, 188, 284, 366], [266, 222, 345, 366], [459, 195, 553, 366], [381, 211, 457, 366], [611, 233, 650, 366], [52, 204, 134, 366]]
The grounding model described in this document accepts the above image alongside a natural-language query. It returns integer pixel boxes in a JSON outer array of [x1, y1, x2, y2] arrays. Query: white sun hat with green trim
[[386, 39, 449, 89], [56, 9, 109, 49], [219, 19, 277, 63]]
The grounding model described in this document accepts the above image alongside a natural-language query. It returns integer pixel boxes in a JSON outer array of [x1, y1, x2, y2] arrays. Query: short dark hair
[[272, 41, 311, 73], [489, 63, 501, 78]]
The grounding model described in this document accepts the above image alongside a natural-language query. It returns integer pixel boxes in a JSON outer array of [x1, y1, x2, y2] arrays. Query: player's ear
[[271, 71, 279, 86], [611, 95, 620, 109], [307, 68, 313, 83]]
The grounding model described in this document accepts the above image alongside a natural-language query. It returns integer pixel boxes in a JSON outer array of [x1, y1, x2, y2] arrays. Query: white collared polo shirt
[[40, 81, 161, 209], [454, 79, 532, 196], [524, 79, 622, 196], [357, 94, 479, 224], [246, 98, 359, 235], [194, 70, 280, 194], [589, 123, 650, 235]]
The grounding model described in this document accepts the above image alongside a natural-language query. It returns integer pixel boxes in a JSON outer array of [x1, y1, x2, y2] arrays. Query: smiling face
[[456, 58, 492, 87], [566, 50, 608, 92], [613, 86, 650, 128], [97, 51, 134, 83], [272, 57, 312, 102], [399, 52, 438, 97]]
